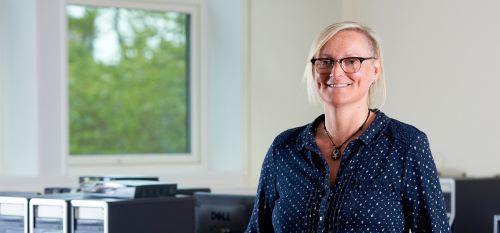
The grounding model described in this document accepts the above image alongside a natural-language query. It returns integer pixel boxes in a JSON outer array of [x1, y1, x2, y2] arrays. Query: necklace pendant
[[331, 148, 341, 160]]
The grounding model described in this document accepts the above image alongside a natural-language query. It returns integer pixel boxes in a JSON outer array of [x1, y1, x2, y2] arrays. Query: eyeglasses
[[310, 57, 376, 74]]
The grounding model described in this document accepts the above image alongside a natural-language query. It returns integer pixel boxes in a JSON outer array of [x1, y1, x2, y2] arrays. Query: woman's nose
[[330, 61, 345, 77]]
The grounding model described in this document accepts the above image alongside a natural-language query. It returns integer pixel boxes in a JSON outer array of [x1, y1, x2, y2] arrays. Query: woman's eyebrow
[[317, 53, 362, 59], [316, 54, 334, 58]]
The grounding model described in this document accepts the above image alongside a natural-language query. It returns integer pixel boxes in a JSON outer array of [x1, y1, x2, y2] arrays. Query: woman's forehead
[[319, 30, 374, 56]]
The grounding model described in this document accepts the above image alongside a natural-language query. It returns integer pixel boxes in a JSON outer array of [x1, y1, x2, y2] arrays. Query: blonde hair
[[303, 21, 386, 109]]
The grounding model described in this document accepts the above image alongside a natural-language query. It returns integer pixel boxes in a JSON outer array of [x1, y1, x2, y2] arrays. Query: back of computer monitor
[[194, 193, 254, 233]]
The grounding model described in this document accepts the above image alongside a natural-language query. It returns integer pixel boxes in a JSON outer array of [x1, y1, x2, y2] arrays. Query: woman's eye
[[321, 60, 332, 66], [346, 58, 356, 65]]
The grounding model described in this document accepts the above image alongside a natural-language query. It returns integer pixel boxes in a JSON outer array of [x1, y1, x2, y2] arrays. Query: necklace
[[323, 109, 371, 160]]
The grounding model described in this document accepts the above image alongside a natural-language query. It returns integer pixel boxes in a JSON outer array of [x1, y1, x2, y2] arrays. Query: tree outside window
[[67, 5, 190, 155]]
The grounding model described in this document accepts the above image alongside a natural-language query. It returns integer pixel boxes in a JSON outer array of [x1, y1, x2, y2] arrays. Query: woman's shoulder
[[269, 114, 324, 148], [383, 113, 428, 146], [271, 124, 309, 148]]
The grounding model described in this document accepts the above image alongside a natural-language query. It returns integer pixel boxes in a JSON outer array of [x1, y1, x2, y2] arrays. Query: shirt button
[[319, 216, 323, 221]]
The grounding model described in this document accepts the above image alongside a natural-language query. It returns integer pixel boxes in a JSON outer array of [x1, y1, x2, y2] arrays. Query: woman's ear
[[372, 59, 381, 82]]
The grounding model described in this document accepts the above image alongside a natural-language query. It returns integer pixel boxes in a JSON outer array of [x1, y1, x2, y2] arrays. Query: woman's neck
[[323, 104, 370, 145]]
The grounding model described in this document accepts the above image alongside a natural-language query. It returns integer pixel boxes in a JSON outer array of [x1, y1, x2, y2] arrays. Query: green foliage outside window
[[67, 5, 190, 155]]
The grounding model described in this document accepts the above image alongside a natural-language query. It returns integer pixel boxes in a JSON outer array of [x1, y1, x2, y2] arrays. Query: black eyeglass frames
[[310, 57, 376, 74]]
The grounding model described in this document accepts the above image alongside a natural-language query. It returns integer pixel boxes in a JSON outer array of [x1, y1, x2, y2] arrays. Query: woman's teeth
[[327, 83, 351, 88]]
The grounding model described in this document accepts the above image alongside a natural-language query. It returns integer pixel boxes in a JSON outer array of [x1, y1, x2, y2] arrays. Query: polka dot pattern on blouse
[[245, 111, 450, 233]]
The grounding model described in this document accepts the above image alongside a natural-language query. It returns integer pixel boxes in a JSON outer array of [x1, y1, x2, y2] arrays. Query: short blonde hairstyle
[[303, 21, 386, 109]]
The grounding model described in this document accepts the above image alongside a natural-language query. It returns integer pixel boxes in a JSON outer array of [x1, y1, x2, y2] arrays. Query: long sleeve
[[402, 133, 450, 233], [245, 145, 278, 233]]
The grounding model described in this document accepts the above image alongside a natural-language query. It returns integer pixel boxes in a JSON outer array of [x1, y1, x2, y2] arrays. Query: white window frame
[[64, 0, 204, 169]]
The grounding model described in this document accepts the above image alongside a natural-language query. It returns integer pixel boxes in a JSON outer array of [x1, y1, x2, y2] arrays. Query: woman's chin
[[322, 98, 351, 107], [321, 95, 369, 108]]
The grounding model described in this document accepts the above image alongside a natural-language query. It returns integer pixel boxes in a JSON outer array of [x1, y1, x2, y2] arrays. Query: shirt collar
[[296, 114, 324, 154], [296, 110, 390, 153], [357, 109, 390, 145]]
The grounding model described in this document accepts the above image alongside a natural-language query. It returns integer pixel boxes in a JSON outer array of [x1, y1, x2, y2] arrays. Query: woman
[[245, 22, 450, 233]]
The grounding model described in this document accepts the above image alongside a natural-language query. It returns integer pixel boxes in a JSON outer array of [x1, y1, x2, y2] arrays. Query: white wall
[[248, 0, 500, 185], [206, 0, 246, 173], [0, 0, 4, 174], [248, 0, 342, 185], [338, 0, 500, 177], [0, 0, 39, 176]]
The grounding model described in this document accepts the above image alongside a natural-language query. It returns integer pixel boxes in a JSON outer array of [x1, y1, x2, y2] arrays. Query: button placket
[[329, 143, 364, 232], [316, 155, 332, 232]]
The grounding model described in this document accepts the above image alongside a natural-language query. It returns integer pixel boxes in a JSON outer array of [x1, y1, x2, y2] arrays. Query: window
[[66, 2, 199, 164], [1, 0, 248, 186]]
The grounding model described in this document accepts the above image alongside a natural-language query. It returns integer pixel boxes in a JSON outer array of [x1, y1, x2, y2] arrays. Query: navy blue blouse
[[245, 111, 450, 233]]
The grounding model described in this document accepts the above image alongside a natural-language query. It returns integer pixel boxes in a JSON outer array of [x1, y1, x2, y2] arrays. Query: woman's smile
[[327, 83, 352, 88]]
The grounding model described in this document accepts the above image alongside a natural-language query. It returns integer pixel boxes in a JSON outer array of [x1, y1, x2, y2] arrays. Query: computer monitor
[[0, 192, 40, 233], [439, 178, 455, 227], [29, 194, 84, 233], [194, 193, 254, 233], [494, 215, 500, 233], [71, 196, 195, 233], [453, 178, 500, 232]]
